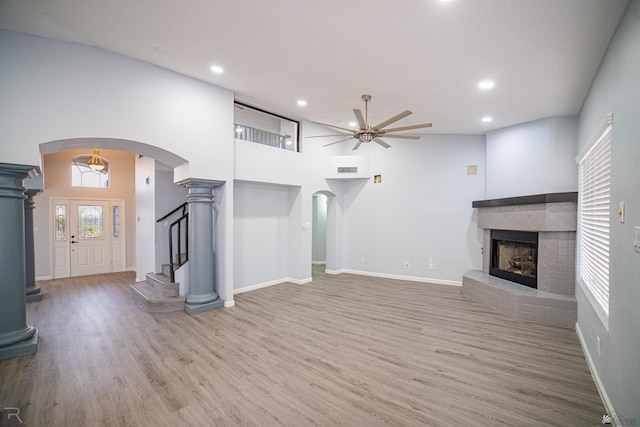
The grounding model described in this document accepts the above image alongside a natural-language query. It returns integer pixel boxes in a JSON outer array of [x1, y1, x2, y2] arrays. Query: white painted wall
[[0, 31, 234, 182], [576, 1, 640, 422], [33, 149, 136, 278], [485, 116, 578, 199], [135, 156, 156, 282]]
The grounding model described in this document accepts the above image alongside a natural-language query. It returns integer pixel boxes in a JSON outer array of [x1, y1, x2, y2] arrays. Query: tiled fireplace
[[462, 192, 578, 328]]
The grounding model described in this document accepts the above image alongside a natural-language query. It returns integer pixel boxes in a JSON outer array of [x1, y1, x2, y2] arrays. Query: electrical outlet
[[597, 336, 601, 357], [404, 262, 410, 269], [634, 226, 640, 254], [361, 257, 365, 263]]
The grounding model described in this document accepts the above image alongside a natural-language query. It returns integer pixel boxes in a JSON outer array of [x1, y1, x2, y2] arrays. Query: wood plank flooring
[[0, 268, 605, 426]]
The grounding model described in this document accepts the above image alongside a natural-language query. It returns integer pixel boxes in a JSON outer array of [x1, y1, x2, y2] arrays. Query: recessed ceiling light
[[210, 65, 224, 74], [348, 121, 357, 127], [481, 116, 493, 123], [297, 99, 307, 106], [478, 80, 495, 90]]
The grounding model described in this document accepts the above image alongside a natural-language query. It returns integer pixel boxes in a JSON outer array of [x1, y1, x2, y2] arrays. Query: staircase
[[130, 264, 185, 313]]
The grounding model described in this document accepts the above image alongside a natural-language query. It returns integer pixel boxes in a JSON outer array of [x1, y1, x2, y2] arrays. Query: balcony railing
[[234, 123, 294, 150]]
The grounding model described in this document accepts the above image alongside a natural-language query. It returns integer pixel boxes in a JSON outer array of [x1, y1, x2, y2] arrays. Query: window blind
[[577, 115, 612, 317]]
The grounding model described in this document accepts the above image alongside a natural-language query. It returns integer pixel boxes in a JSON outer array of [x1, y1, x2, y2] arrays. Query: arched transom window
[[71, 149, 110, 188]]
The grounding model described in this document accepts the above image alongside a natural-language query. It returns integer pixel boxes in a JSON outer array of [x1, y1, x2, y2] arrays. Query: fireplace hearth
[[490, 230, 538, 288], [463, 192, 578, 328]]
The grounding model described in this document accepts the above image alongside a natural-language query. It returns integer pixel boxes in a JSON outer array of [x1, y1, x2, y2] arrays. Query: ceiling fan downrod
[[362, 94, 371, 128]]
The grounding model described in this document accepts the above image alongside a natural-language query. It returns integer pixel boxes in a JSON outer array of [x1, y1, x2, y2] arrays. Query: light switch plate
[[634, 226, 640, 253]]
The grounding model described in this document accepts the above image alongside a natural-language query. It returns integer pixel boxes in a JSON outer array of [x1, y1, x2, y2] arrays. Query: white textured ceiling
[[0, 0, 628, 134]]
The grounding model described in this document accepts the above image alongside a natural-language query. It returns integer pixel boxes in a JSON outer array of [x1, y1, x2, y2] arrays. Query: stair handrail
[[168, 212, 188, 283], [156, 202, 187, 223], [157, 202, 189, 283]]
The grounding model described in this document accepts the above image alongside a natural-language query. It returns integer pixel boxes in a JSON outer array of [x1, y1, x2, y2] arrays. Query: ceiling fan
[[308, 94, 432, 150]]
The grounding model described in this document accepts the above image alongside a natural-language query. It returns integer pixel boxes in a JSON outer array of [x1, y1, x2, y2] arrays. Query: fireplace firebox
[[490, 230, 538, 288]]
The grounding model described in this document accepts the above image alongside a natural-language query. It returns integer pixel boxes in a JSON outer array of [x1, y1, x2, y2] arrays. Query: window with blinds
[[577, 113, 612, 323]]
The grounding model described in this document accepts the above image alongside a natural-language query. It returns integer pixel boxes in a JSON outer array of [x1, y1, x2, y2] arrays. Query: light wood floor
[[0, 268, 604, 426]]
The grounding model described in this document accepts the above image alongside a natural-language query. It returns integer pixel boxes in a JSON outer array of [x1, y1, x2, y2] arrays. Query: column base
[[0, 329, 38, 361], [184, 298, 224, 315], [26, 287, 43, 302]]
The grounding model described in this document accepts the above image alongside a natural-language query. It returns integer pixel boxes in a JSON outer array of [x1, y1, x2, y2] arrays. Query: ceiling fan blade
[[353, 109, 367, 129], [379, 133, 420, 140], [352, 140, 363, 151], [322, 136, 355, 147], [373, 138, 392, 149], [372, 110, 412, 130], [382, 123, 433, 133], [305, 134, 350, 138], [312, 121, 355, 132]]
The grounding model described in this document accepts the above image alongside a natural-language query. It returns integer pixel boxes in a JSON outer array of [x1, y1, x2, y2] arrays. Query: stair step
[[130, 281, 185, 313], [145, 272, 178, 297], [161, 264, 172, 277]]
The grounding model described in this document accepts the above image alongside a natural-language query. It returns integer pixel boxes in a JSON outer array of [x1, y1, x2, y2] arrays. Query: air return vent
[[338, 167, 358, 174]]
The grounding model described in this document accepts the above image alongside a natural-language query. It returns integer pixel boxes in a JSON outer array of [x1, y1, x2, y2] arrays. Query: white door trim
[[51, 197, 126, 278]]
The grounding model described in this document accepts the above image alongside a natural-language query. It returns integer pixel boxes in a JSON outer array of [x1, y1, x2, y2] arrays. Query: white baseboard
[[324, 269, 343, 275], [36, 275, 52, 281], [575, 323, 614, 419], [289, 277, 312, 285], [224, 300, 235, 308], [339, 269, 462, 287], [312, 261, 327, 265], [234, 277, 312, 295]]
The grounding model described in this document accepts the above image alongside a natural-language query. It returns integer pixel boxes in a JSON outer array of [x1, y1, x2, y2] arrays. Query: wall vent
[[338, 166, 358, 174]]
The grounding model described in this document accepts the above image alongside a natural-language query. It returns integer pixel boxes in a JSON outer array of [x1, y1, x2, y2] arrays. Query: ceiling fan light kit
[[310, 94, 432, 150]]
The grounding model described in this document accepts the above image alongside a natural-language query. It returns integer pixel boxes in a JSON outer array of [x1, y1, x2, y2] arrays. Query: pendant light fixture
[[87, 148, 106, 172]]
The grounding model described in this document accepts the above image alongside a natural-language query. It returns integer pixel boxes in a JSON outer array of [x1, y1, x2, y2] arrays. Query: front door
[[69, 200, 112, 276]]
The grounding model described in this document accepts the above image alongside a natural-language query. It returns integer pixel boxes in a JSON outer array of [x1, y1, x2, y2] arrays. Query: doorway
[[312, 190, 338, 278], [52, 198, 126, 278]]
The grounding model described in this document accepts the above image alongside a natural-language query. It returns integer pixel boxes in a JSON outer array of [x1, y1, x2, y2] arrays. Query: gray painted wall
[[577, 1, 640, 421], [486, 116, 578, 199], [341, 134, 486, 282], [233, 181, 294, 289]]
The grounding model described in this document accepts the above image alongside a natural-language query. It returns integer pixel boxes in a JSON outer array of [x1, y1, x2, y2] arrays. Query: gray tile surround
[[466, 196, 577, 328]]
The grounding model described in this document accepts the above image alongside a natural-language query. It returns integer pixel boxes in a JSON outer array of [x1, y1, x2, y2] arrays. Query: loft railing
[[156, 202, 188, 283], [234, 123, 293, 150]]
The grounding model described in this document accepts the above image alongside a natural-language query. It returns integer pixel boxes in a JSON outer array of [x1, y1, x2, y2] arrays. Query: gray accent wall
[[341, 134, 486, 282], [486, 116, 578, 199], [577, 1, 640, 421], [233, 181, 300, 290]]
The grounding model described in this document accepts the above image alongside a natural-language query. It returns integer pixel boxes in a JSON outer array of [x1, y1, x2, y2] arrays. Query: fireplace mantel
[[472, 192, 577, 208]]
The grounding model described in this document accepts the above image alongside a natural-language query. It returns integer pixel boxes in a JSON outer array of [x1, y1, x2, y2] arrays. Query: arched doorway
[[312, 190, 337, 278], [36, 138, 187, 282]]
